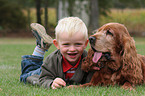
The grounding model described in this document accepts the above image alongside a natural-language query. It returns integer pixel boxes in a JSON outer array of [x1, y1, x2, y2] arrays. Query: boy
[[20, 17, 94, 89]]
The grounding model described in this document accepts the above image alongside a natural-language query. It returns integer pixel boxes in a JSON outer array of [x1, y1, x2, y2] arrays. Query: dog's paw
[[121, 82, 135, 91]]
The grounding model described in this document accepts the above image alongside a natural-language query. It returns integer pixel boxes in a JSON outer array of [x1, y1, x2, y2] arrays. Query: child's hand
[[51, 78, 66, 89]]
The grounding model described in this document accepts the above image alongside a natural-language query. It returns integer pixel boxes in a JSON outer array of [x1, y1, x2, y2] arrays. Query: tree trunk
[[27, 8, 31, 30], [44, 0, 48, 31], [56, 0, 59, 22], [68, 0, 75, 16], [36, 0, 41, 24], [57, 0, 63, 21], [88, 0, 99, 33]]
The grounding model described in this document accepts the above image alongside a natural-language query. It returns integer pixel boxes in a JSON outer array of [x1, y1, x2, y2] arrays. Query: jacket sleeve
[[39, 52, 62, 89]]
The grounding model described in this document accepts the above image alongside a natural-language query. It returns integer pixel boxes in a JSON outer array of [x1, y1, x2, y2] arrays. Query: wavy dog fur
[[80, 23, 145, 90]]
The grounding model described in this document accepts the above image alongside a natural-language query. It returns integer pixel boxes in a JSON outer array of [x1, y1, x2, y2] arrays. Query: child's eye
[[63, 43, 69, 46], [106, 30, 113, 36], [75, 43, 82, 45]]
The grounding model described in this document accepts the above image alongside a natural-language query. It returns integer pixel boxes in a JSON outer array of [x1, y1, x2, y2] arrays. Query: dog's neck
[[106, 53, 122, 72]]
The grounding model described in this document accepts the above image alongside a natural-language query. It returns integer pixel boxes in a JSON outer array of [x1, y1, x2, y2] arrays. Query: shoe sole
[[32, 30, 41, 46], [30, 23, 53, 44]]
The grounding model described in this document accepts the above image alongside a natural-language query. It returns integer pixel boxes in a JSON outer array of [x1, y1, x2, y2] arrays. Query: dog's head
[[89, 23, 132, 63]]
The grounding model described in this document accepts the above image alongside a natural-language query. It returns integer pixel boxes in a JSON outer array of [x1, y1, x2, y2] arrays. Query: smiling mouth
[[91, 46, 110, 54], [68, 53, 77, 57], [91, 46, 102, 53], [91, 46, 111, 63]]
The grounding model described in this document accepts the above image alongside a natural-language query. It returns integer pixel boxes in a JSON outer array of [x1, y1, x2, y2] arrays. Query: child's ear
[[84, 39, 89, 48], [53, 39, 60, 49]]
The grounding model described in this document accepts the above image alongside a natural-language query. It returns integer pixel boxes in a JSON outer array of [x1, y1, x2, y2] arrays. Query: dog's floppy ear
[[121, 31, 143, 84]]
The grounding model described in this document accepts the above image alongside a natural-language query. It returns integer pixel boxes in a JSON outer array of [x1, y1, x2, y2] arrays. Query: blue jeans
[[20, 55, 43, 83]]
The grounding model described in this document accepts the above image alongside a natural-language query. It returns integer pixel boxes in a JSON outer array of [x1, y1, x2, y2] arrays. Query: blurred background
[[0, 0, 145, 38]]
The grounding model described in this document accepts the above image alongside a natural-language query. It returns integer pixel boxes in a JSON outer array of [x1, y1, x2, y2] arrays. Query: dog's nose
[[89, 36, 96, 44]]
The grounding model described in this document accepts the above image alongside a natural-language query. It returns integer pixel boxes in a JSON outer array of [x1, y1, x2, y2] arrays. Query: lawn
[[0, 37, 145, 96]]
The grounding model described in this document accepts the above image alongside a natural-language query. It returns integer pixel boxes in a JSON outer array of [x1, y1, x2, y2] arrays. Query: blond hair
[[55, 17, 88, 40]]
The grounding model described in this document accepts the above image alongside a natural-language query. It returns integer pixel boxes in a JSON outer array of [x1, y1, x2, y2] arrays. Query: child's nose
[[69, 46, 76, 51]]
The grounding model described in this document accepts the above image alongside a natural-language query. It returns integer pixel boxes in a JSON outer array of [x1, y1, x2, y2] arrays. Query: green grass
[[0, 38, 145, 96]]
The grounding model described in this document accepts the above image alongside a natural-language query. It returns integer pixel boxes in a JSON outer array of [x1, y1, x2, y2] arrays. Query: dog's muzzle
[[89, 36, 96, 45]]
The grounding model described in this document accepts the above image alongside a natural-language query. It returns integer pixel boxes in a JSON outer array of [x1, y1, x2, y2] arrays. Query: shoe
[[30, 23, 53, 49]]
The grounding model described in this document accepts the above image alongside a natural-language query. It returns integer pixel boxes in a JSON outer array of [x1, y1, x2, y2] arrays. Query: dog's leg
[[67, 83, 93, 89], [138, 54, 145, 83], [79, 83, 93, 87], [122, 82, 134, 91], [141, 56, 145, 83]]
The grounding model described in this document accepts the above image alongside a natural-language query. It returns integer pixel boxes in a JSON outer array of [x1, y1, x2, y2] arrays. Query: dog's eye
[[106, 30, 113, 36]]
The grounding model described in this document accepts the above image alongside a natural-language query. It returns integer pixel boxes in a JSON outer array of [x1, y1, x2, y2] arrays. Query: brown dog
[[69, 23, 145, 90]]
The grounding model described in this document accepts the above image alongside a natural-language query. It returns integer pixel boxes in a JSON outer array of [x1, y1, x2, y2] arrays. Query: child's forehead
[[56, 28, 87, 41], [61, 31, 84, 37], [59, 31, 86, 41]]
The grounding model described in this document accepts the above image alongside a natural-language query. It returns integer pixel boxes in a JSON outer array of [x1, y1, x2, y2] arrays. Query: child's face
[[53, 32, 88, 65]]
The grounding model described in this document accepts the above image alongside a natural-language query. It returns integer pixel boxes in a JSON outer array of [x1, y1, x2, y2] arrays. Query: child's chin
[[67, 58, 78, 64]]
